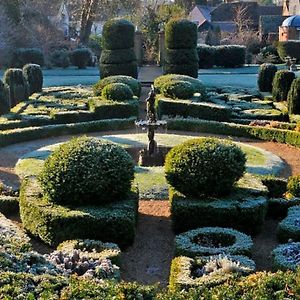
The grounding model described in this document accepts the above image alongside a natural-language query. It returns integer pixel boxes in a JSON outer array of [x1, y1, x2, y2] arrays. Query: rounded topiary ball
[[165, 138, 246, 197], [101, 83, 134, 101], [287, 175, 300, 197], [161, 80, 194, 99], [39, 136, 134, 205]]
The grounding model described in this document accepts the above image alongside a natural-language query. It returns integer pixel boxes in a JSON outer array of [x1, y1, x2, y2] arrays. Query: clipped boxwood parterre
[[267, 197, 300, 219], [175, 227, 253, 258], [169, 255, 255, 291], [19, 177, 139, 248], [272, 242, 300, 271]]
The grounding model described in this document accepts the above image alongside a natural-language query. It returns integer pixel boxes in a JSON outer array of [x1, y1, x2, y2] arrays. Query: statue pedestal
[[138, 148, 167, 167]]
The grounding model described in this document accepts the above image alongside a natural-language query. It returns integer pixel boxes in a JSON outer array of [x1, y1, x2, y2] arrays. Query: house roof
[[258, 5, 283, 16], [211, 21, 236, 32], [195, 5, 214, 22]]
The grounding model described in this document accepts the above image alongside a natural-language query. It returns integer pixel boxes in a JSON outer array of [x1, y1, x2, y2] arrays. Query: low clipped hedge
[[272, 242, 300, 271], [197, 44, 215, 68], [161, 81, 194, 99], [169, 255, 255, 291], [277, 205, 300, 243], [0, 195, 19, 215], [101, 83, 134, 102], [214, 45, 246, 68], [175, 227, 253, 258], [19, 177, 139, 248], [267, 197, 300, 219], [170, 175, 267, 235], [93, 75, 141, 97], [157, 98, 231, 121], [100, 62, 138, 79]]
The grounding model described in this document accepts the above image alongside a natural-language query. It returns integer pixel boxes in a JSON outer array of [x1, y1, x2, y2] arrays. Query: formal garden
[[0, 17, 300, 299]]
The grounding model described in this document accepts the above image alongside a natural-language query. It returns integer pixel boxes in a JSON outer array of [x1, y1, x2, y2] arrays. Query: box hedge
[[214, 45, 246, 68], [272, 70, 295, 102], [100, 49, 137, 64], [267, 197, 300, 219], [272, 242, 300, 271], [164, 49, 199, 65], [258, 63, 277, 93], [0, 195, 19, 215], [288, 77, 300, 115], [11, 48, 44, 68], [197, 44, 215, 68], [277, 41, 300, 62], [19, 177, 139, 248]]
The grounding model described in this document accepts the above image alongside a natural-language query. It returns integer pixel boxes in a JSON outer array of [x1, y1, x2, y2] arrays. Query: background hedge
[[214, 45, 246, 68], [277, 41, 300, 62], [197, 44, 215, 68]]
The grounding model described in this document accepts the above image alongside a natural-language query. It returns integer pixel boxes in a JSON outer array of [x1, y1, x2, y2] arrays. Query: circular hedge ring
[[38, 136, 134, 205], [272, 242, 300, 271], [175, 227, 253, 258]]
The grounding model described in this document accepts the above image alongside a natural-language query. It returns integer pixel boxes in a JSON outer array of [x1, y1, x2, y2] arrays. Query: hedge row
[[277, 41, 300, 62], [0, 118, 135, 148], [19, 177, 139, 248], [156, 98, 231, 121], [267, 197, 300, 219]]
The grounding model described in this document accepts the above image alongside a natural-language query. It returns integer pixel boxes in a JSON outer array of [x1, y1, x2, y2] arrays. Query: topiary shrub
[[277, 41, 300, 63], [3, 68, 29, 107], [0, 79, 10, 115], [154, 74, 206, 99], [277, 206, 300, 242], [197, 44, 215, 68], [50, 50, 70, 68], [175, 227, 253, 258], [22, 64, 43, 95], [272, 242, 300, 271], [70, 48, 92, 69], [261, 176, 287, 198], [38, 136, 134, 205], [272, 70, 295, 102], [287, 175, 300, 197], [10, 48, 44, 68], [214, 45, 246, 68], [100, 19, 137, 79], [288, 77, 300, 115], [258, 63, 277, 92], [164, 19, 199, 78], [161, 80, 194, 99], [165, 138, 246, 197], [101, 83, 134, 102], [93, 75, 141, 97]]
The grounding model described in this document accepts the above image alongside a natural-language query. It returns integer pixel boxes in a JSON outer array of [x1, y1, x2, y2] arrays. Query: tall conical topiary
[[288, 77, 300, 114], [100, 19, 138, 79], [257, 63, 277, 92], [272, 70, 295, 102], [164, 19, 199, 78], [23, 64, 43, 95], [0, 79, 10, 116], [3, 68, 29, 107]]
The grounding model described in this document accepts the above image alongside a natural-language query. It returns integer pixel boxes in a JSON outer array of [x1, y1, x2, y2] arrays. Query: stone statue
[[146, 85, 157, 155]]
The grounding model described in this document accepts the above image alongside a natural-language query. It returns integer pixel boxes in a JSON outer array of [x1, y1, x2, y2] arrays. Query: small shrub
[[0, 80, 10, 115], [93, 75, 141, 97], [38, 136, 134, 205], [101, 83, 134, 102], [50, 50, 70, 68], [197, 44, 215, 68], [165, 137, 246, 197], [257, 63, 277, 92], [11, 48, 44, 68], [22, 64, 43, 95], [161, 80, 194, 99], [277, 41, 300, 62], [277, 206, 300, 242], [214, 45, 246, 68], [287, 175, 300, 197], [3, 68, 29, 107], [272, 70, 295, 102], [272, 242, 300, 271], [70, 48, 92, 69], [288, 77, 300, 114]]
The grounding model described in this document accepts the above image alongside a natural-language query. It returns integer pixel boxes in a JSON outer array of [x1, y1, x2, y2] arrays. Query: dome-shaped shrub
[[272, 70, 295, 102], [287, 175, 300, 197], [161, 80, 194, 99], [165, 138, 246, 197], [257, 63, 277, 92], [39, 136, 134, 205], [101, 83, 134, 101], [23, 64, 43, 95]]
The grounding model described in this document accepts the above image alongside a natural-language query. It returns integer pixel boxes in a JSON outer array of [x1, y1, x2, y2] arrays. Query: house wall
[[279, 26, 299, 40]]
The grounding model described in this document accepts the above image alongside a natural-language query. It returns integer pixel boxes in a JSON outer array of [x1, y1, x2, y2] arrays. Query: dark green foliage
[[267, 197, 300, 219], [288, 77, 300, 114], [70, 48, 92, 69], [161, 80, 194, 99], [20, 177, 138, 248], [163, 63, 199, 78], [93, 75, 141, 97], [261, 176, 287, 198], [101, 83, 134, 101], [287, 175, 300, 196], [0, 79, 10, 115], [277, 205, 300, 242], [165, 138, 246, 197], [3, 68, 29, 107], [100, 49, 136, 64], [277, 41, 300, 62], [50, 50, 70, 68], [214, 45, 246, 68], [0, 195, 19, 215], [22, 64, 43, 95], [257, 63, 278, 92], [170, 186, 267, 235], [156, 98, 231, 121], [100, 62, 138, 79], [197, 44, 215, 68], [175, 227, 253, 258], [165, 19, 198, 49], [10, 48, 44, 68], [165, 49, 199, 65], [272, 242, 300, 271], [39, 136, 134, 205], [272, 70, 295, 102], [102, 19, 135, 50]]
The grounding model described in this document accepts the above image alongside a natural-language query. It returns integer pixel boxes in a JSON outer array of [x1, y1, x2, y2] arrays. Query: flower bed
[[175, 227, 253, 258], [277, 206, 300, 242], [272, 242, 300, 271], [169, 255, 255, 291]]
